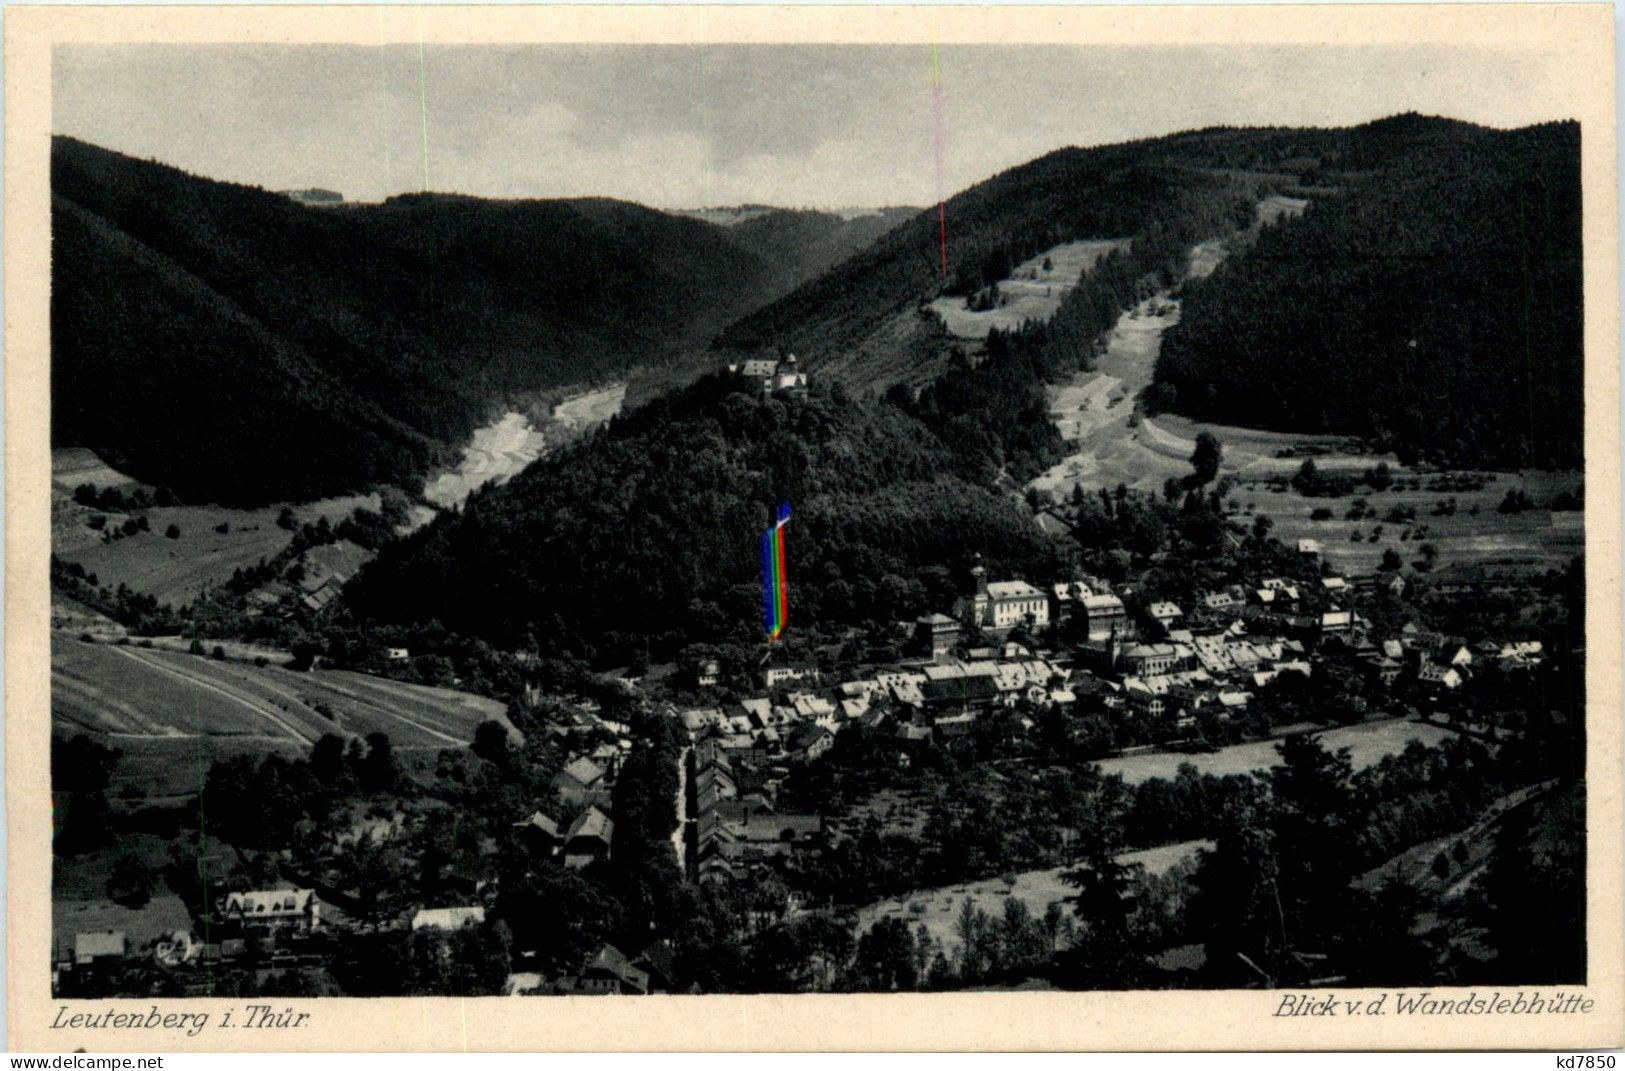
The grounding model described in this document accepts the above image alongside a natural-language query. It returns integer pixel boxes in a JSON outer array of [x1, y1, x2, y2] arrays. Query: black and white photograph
[[10, 2, 1619, 1051]]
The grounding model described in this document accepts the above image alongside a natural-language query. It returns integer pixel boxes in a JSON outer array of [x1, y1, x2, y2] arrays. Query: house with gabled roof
[[220, 888, 320, 935], [513, 810, 562, 853], [563, 807, 614, 868], [578, 943, 650, 995]]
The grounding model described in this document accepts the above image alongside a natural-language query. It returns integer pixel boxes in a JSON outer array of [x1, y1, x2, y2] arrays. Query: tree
[[359, 732, 396, 793], [1291, 459, 1319, 496], [854, 916, 919, 990], [471, 720, 511, 767], [106, 851, 154, 908], [165, 524, 181, 539], [1460, 785, 1585, 983], [1251, 514, 1274, 542], [1266, 734, 1363, 951], [1379, 548, 1403, 572], [311, 733, 345, 780], [1190, 432, 1222, 486], [1189, 805, 1290, 987], [52, 735, 122, 853]]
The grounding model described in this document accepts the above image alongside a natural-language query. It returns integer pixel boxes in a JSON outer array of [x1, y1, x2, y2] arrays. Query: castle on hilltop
[[728, 353, 808, 396]]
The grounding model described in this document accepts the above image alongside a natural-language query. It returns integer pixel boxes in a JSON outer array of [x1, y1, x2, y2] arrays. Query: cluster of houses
[[513, 754, 617, 868], [1350, 625, 1544, 693], [689, 738, 827, 887], [669, 562, 1548, 770]]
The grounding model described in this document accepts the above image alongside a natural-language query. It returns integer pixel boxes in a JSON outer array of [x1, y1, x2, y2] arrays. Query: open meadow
[[52, 448, 377, 607], [856, 839, 1208, 950], [1092, 719, 1454, 786]]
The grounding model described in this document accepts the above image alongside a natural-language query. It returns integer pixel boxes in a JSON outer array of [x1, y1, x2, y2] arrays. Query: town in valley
[[49, 44, 1587, 1000]]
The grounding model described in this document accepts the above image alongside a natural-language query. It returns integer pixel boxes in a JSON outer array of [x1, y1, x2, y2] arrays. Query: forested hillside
[[716, 117, 1584, 473], [715, 147, 1261, 371], [51, 139, 882, 504], [346, 374, 1071, 662], [1150, 117, 1582, 469]]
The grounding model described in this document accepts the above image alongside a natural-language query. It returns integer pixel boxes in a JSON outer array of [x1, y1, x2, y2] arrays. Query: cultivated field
[[52, 639, 514, 793], [1092, 719, 1454, 786], [927, 239, 1131, 339], [856, 839, 1208, 948], [1225, 470, 1584, 576]]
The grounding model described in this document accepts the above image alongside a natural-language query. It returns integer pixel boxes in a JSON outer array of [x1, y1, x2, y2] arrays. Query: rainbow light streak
[[761, 503, 792, 642]]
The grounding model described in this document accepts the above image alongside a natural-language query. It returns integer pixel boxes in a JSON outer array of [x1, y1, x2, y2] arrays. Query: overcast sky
[[54, 43, 1577, 209]]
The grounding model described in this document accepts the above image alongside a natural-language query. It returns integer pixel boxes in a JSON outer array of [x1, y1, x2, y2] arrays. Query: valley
[[45, 113, 1587, 1002]]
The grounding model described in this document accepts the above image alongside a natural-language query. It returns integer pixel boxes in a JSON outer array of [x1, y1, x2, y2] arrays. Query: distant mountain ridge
[[50, 139, 911, 505], [715, 114, 1583, 468]]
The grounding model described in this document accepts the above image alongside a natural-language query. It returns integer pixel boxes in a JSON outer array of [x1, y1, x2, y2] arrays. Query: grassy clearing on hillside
[[51, 465, 376, 607], [927, 239, 1130, 339], [51, 447, 140, 491], [553, 383, 628, 431], [422, 412, 547, 510]]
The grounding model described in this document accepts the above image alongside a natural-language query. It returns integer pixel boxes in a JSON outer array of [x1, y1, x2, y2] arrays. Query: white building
[[957, 563, 1050, 629]]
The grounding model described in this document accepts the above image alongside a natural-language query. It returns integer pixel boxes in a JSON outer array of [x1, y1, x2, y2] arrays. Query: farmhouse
[[575, 944, 651, 995]]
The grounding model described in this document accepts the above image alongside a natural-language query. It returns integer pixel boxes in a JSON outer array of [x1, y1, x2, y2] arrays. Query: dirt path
[[672, 745, 690, 877]]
